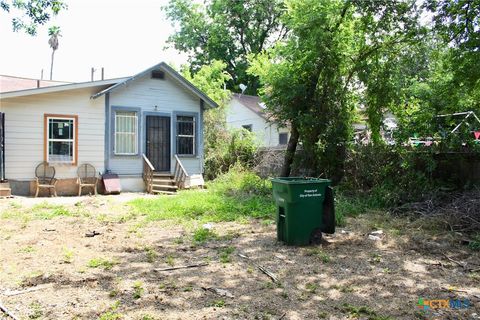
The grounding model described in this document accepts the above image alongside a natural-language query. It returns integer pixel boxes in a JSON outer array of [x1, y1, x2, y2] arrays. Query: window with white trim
[[114, 111, 138, 155], [46, 116, 76, 164], [176, 115, 195, 155]]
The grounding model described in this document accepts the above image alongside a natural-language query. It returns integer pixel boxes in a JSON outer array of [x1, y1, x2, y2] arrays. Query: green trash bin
[[272, 177, 335, 246]]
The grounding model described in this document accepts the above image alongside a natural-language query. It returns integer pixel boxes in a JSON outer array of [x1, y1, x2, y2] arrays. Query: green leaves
[[164, 0, 286, 94], [2, 0, 67, 35]]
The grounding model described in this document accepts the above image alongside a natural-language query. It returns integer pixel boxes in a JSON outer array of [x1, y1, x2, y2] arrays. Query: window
[[242, 124, 252, 132], [114, 111, 138, 155], [176, 115, 195, 155], [279, 132, 288, 145], [44, 114, 77, 164]]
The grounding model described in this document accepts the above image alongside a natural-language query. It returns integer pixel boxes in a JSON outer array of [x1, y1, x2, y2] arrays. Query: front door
[[146, 115, 171, 172]]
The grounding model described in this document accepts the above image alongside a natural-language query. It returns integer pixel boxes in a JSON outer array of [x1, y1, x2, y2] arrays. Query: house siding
[[108, 72, 203, 177], [227, 98, 289, 147], [0, 88, 105, 180]]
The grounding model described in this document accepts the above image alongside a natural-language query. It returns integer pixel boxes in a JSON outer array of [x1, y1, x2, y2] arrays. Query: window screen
[[176, 116, 195, 155], [115, 111, 138, 155], [279, 132, 288, 145]]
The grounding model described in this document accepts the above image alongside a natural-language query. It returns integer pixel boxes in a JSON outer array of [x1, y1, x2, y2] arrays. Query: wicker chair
[[35, 162, 57, 197], [77, 163, 98, 196]]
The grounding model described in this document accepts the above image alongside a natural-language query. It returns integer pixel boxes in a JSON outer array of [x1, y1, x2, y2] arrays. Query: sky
[[0, 0, 189, 82]]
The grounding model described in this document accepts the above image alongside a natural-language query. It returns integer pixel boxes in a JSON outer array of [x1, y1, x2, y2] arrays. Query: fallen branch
[[154, 262, 209, 272], [442, 253, 467, 269], [3, 284, 52, 297], [278, 313, 286, 320], [0, 301, 19, 320], [238, 253, 278, 283]]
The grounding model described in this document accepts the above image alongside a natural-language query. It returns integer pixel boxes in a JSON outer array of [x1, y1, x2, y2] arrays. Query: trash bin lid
[[271, 177, 331, 184]]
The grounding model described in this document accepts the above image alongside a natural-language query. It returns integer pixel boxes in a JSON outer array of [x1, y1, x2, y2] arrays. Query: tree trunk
[[50, 50, 55, 80], [280, 124, 299, 177]]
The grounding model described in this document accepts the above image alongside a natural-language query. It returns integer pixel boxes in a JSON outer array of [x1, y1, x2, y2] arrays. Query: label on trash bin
[[299, 189, 322, 198]]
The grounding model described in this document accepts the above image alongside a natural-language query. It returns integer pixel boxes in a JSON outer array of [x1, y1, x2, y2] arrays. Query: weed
[[141, 315, 156, 320], [28, 301, 43, 319], [32, 203, 73, 219], [341, 304, 393, 320], [173, 236, 184, 244], [219, 246, 235, 263], [339, 286, 355, 293], [109, 290, 119, 298], [209, 299, 225, 308], [18, 246, 36, 253], [468, 234, 480, 251], [193, 227, 217, 243], [62, 247, 74, 264], [305, 282, 319, 293], [220, 230, 242, 240], [165, 254, 175, 266], [9, 202, 22, 209], [159, 281, 177, 291], [370, 253, 382, 263], [318, 311, 328, 319], [98, 311, 122, 320], [144, 247, 157, 263], [183, 286, 193, 292], [305, 248, 330, 263], [263, 281, 274, 289], [133, 281, 144, 299], [87, 258, 118, 270]]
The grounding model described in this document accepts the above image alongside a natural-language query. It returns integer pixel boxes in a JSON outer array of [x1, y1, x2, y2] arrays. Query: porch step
[[153, 172, 174, 178], [152, 178, 176, 184], [152, 189, 177, 195], [151, 184, 178, 190], [0, 187, 12, 198]]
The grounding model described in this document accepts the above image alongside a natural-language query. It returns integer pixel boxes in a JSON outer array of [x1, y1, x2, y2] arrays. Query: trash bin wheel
[[310, 228, 322, 245]]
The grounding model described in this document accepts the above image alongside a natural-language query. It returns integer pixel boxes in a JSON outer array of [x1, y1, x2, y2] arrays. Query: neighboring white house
[[0, 62, 217, 196], [227, 94, 289, 148]]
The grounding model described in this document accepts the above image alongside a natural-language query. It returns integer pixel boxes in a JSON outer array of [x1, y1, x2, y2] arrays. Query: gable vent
[[151, 70, 165, 80]]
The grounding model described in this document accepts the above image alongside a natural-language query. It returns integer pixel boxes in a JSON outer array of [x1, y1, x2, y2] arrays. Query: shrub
[[204, 128, 259, 180]]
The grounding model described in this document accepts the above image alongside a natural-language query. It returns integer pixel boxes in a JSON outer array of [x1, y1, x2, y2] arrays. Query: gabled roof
[[232, 93, 268, 119], [91, 62, 218, 108], [0, 77, 128, 99]]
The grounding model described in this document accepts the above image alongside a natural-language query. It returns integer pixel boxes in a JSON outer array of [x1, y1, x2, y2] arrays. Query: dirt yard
[[0, 195, 479, 320]]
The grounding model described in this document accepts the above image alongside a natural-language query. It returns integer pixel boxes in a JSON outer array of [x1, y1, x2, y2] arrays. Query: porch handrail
[[173, 155, 189, 189], [142, 154, 155, 193]]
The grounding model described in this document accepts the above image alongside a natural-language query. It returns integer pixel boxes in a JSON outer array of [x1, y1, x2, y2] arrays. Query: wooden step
[[152, 178, 176, 184], [0, 187, 12, 197], [153, 172, 173, 177], [151, 184, 178, 189], [152, 189, 177, 195]]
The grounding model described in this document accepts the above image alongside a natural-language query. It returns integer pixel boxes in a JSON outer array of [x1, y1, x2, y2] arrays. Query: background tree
[[164, 0, 287, 94], [48, 25, 61, 80], [1, 0, 66, 35], [249, 0, 422, 180]]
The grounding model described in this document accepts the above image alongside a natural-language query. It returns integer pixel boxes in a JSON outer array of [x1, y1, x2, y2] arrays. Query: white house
[[227, 94, 289, 148], [0, 62, 217, 196]]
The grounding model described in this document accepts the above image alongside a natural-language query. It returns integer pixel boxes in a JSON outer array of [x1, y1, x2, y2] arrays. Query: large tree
[[249, 0, 422, 180], [1, 0, 66, 35], [164, 0, 287, 94]]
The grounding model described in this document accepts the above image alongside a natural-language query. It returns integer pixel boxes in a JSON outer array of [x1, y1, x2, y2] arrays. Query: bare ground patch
[[0, 195, 479, 319]]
